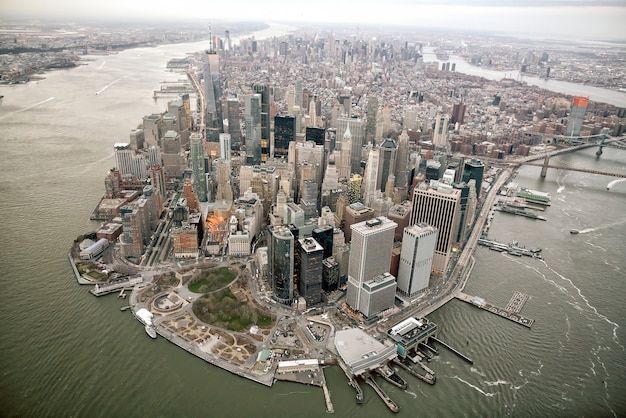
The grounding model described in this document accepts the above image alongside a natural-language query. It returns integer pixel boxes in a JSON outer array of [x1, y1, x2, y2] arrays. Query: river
[[0, 28, 624, 417], [422, 48, 626, 107]]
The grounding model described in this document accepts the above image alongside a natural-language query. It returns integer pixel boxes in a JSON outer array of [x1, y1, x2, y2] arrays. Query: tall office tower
[[425, 160, 442, 181], [182, 179, 199, 213], [395, 129, 409, 189], [226, 97, 241, 150], [129, 129, 144, 150], [383, 176, 396, 200], [296, 237, 323, 305], [433, 114, 449, 149], [397, 223, 438, 298], [142, 185, 160, 229], [451, 102, 466, 125], [215, 160, 233, 202], [339, 124, 353, 178], [382, 106, 392, 138], [104, 168, 122, 198], [308, 98, 317, 127], [202, 49, 222, 132], [149, 164, 166, 201], [146, 146, 161, 169], [336, 117, 365, 174], [343, 203, 376, 242], [286, 85, 295, 114], [143, 114, 163, 148], [566, 96, 589, 137], [312, 224, 334, 259], [274, 115, 296, 158], [295, 80, 303, 109], [119, 205, 144, 259], [306, 127, 326, 147], [322, 257, 340, 292], [403, 107, 418, 131], [114, 143, 147, 180], [365, 96, 379, 145], [346, 217, 397, 315], [300, 179, 319, 218], [462, 158, 484, 199], [268, 225, 295, 304], [190, 133, 207, 202], [362, 148, 380, 207], [387, 200, 412, 241], [410, 183, 461, 275], [219, 133, 232, 167], [378, 139, 397, 193], [161, 130, 185, 178], [347, 174, 363, 204], [251, 83, 270, 158], [244, 94, 262, 164]]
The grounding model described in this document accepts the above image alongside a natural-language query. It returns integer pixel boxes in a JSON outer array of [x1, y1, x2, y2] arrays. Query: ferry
[[145, 324, 157, 339]]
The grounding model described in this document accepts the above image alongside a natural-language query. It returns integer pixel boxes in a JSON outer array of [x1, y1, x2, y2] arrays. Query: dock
[[392, 359, 435, 385], [478, 237, 543, 259], [338, 360, 363, 404], [505, 291, 529, 314], [495, 204, 546, 221], [320, 368, 334, 413], [456, 292, 534, 328], [89, 275, 143, 296], [363, 374, 399, 413]]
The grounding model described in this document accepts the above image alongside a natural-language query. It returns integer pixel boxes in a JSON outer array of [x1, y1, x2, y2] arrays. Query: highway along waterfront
[[1, 35, 625, 417]]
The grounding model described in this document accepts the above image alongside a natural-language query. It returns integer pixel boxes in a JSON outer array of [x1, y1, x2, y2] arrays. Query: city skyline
[[2, 0, 626, 41]]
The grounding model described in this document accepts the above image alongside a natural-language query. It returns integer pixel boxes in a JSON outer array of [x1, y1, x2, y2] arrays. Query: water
[[1, 33, 625, 417], [422, 48, 626, 107]]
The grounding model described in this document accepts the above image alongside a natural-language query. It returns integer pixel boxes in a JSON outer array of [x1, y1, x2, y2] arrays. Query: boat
[[145, 324, 157, 339], [570, 229, 579, 234]]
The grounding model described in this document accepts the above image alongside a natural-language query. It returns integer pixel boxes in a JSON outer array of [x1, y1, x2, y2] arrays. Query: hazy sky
[[2, 0, 625, 40]]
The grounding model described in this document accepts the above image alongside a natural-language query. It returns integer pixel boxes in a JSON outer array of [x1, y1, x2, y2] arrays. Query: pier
[[89, 275, 143, 296], [478, 237, 543, 259], [430, 337, 474, 364], [456, 292, 534, 328], [364, 374, 400, 413], [338, 360, 363, 404], [392, 359, 435, 385]]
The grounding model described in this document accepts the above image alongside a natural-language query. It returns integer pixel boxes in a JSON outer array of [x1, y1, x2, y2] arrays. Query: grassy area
[[188, 267, 236, 294], [193, 288, 275, 332]]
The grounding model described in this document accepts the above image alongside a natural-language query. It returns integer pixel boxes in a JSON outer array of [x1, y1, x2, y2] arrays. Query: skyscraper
[[225, 97, 241, 149], [362, 148, 380, 207], [268, 225, 295, 304], [274, 115, 296, 158], [296, 237, 323, 305], [462, 159, 484, 199], [397, 223, 437, 298], [409, 183, 461, 275], [433, 114, 449, 148], [252, 83, 270, 160], [378, 139, 397, 193], [337, 117, 365, 174], [244, 94, 262, 164], [395, 129, 410, 189], [566, 96, 588, 137], [203, 50, 222, 133], [365, 96, 379, 145], [346, 217, 397, 316], [190, 133, 207, 202]]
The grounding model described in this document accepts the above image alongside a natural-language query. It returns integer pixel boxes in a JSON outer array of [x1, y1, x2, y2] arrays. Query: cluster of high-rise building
[[93, 27, 625, 318]]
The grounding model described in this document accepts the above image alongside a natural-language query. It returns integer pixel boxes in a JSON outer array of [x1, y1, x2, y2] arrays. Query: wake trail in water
[[606, 178, 626, 190], [546, 265, 624, 351], [17, 97, 56, 113], [452, 376, 495, 397]]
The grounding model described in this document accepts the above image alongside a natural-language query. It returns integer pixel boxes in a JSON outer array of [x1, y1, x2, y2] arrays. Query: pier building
[[387, 317, 438, 358]]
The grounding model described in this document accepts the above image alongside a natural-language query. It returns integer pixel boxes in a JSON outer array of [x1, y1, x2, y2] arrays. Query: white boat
[[145, 324, 157, 339]]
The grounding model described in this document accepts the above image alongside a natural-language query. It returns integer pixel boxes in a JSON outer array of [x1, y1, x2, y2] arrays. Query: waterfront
[[1, 34, 625, 417]]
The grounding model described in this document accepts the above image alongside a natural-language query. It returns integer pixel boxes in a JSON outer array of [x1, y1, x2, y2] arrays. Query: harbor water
[[1, 33, 625, 417]]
